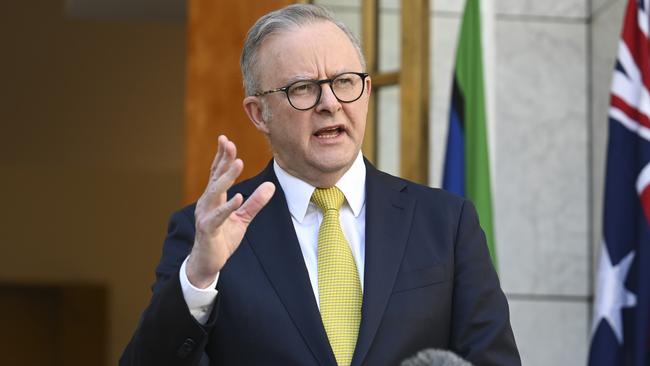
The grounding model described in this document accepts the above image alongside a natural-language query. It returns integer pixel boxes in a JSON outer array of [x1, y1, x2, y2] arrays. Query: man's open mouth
[[314, 125, 345, 139]]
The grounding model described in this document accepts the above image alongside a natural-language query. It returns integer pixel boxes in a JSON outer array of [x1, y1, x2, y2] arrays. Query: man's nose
[[315, 83, 342, 113]]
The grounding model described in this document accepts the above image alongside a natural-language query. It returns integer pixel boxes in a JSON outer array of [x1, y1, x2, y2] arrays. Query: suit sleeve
[[120, 206, 218, 366], [451, 199, 521, 366]]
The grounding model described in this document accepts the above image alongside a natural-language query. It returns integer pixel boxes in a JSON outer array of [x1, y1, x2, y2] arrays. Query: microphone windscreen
[[400, 349, 473, 366]]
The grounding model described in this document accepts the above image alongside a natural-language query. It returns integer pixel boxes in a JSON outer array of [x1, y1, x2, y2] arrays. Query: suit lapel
[[239, 164, 336, 366], [351, 163, 416, 366]]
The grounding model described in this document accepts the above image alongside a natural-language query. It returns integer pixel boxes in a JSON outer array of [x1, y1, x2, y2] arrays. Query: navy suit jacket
[[121, 160, 520, 366]]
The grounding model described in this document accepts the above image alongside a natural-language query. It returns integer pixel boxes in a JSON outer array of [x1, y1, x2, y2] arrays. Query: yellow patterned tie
[[311, 187, 362, 366]]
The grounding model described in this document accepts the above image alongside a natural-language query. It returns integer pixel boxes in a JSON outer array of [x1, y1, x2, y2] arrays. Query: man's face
[[245, 21, 370, 186]]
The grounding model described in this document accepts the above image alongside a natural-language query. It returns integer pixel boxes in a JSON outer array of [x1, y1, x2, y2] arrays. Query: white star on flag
[[591, 243, 637, 344]]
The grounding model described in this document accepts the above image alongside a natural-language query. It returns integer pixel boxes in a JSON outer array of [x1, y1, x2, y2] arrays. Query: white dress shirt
[[180, 152, 367, 324]]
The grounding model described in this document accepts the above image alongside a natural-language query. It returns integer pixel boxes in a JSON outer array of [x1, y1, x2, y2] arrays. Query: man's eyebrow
[[281, 70, 358, 85], [332, 69, 352, 76], [283, 74, 316, 84]]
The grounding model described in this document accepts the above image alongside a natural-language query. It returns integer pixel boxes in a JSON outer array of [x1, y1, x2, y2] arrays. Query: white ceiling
[[65, 0, 186, 22]]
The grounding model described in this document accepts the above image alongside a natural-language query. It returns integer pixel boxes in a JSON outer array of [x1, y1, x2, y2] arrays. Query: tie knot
[[311, 187, 345, 212]]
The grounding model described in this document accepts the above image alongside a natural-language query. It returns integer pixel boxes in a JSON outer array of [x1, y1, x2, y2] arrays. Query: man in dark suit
[[121, 4, 520, 366]]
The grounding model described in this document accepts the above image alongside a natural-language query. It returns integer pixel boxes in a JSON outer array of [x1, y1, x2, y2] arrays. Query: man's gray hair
[[240, 4, 366, 96]]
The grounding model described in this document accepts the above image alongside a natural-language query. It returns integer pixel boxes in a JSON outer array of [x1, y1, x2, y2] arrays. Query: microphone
[[400, 349, 473, 366]]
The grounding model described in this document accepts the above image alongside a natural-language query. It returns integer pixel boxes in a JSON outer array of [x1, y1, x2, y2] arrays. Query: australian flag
[[588, 0, 650, 365]]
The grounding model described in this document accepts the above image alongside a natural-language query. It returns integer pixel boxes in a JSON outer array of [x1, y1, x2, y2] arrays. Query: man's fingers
[[201, 160, 240, 210], [200, 193, 244, 233], [201, 137, 242, 210], [218, 158, 244, 190], [213, 138, 237, 178], [235, 182, 276, 224], [209, 135, 236, 184], [210, 135, 226, 175]]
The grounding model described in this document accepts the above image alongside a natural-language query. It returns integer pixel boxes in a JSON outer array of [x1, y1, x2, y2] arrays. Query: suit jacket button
[[176, 338, 196, 359]]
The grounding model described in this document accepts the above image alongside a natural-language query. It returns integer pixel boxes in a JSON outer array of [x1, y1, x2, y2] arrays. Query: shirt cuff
[[179, 255, 219, 325]]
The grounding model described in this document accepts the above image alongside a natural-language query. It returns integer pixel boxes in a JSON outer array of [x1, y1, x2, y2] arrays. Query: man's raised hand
[[186, 135, 275, 288]]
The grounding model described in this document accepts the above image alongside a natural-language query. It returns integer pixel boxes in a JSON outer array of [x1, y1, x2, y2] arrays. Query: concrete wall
[[0, 1, 185, 364], [315, 0, 628, 364]]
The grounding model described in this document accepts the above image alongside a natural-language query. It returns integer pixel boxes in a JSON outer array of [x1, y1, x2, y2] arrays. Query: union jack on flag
[[588, 0, 650, 365]]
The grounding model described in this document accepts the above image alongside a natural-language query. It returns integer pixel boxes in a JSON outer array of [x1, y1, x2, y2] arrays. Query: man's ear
[[243, 96, 270, 134]]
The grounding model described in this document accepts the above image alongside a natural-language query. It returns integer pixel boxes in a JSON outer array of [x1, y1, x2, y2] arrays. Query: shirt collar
[[273, 151, 366, 223]]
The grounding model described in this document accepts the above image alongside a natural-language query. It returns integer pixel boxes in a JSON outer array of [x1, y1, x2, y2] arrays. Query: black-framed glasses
[[254, 72, 369, 111]]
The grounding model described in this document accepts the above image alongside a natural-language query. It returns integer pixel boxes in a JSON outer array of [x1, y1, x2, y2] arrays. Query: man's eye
[[334, 77, 355, 88], [290, 82, 316, 95]]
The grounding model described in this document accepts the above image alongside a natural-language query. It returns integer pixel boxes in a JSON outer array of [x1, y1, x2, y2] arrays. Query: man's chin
[[309, 155, 356, 175]]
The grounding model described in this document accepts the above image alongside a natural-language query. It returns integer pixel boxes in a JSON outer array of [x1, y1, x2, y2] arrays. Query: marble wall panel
[[432, 0, 464, 14], [377, 86, 401, 175], [591, 0, 617, 16], [495, 20, 589, 296], [378, 8, 400, 72], [509, 298, 589, 365], [495, 0, 588, 19], [379, 0, 399, 10]]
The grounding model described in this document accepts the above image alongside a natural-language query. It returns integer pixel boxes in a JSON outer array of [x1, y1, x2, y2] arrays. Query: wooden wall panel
[[185, 0, 297, 203], [400, 0, 429, 184], [0, 284, 106, 366], [361, 0, 379, 163]]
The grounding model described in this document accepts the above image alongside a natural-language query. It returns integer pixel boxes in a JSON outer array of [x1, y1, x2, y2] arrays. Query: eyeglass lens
[[287, 73, 365, 110]]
